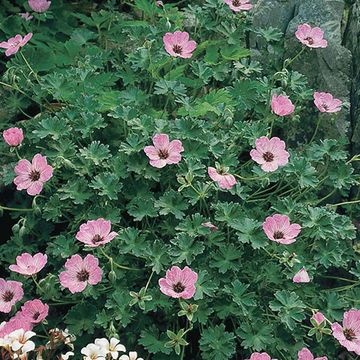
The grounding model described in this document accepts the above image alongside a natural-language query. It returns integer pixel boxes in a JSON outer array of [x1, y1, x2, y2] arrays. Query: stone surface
[[250, 0, 359, 147]]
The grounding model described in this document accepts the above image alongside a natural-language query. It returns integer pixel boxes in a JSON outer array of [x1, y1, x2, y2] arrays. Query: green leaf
[[139, 326, 172, 355], [65, 303, 97, 335], [220, 45, 250, 60], [199, 325, 236, 360], [237, 322, 275, 351], [269, 290, 306, 330], [155, 190, 189, 219]]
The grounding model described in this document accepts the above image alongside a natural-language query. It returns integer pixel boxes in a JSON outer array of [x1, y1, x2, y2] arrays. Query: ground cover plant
[[0, 0, 360, 359]]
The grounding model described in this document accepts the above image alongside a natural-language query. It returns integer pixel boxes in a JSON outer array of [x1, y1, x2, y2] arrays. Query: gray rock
[[250, 0, 360, 143]]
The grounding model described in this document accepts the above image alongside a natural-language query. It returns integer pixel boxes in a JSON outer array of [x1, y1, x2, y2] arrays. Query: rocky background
[[250, 0, 359, 155]]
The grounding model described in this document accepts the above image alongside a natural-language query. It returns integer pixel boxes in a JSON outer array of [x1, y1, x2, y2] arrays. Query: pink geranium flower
[[249, 353, 272, 360], [332, 309, 360, 355], [295, 24, 328, 48], [13, 154, 53, 196], [263, 214, 301, 245], [20, 299, 49, 323], [28, 0, 51, 12], [3, 127, 24, 147], [311, 312, 325, 325], [59, 254, 102, 294], [298, 348, 327, 360], [271, 94, 295, 116], [20, 12, 33, 21], [9, 253, 47, 276], [0, 313, 33, 338], [208, 167, 237, 189], [224, 0, 252, 12], [0, 33, 32, 57], [159, 266, 198, 299], [0, 279, 24, 313], [201, 222, 218, 232], [76, 218, 118, 247], [163, 31, 197, 58], [293, 268, 310, 283], [144, 134, 184, 168], [250, 136, 290, 172], [313, 92, 342, 113]]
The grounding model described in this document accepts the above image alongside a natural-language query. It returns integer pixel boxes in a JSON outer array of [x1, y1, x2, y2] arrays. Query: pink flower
[[332, 309, 360, 355], [0, 279, 24, 313], [144, 134, 184, 168], [3, 127, 24, 147], [0, 33, 32, 57], [250, 136, 290, 172], [28, 0, 51, 12], [263, 214, 301, 245], [19, 12, 33, 21], [271, 94, 295, 116], [297, 348, 327, 360], [13, 154, 53, 196], [9, 253, 47, 276], [201, 222, 218, 232], [59, 254, 103, 294], [311, 312, 325, 325], [156, 0, 164, 6], [163, 31, 197, 59], [295, 24, 328, 48], [224, 0, 252, 12], [76, 218, 118, 247], [249, 353, 272, 360], [293, 268, 310, 283], [20, 300, 49, 323], [159, 266, 198, 299], [313, 92, 342, 113], [208, 167, 237, 189], [0, 313, 33, 338]]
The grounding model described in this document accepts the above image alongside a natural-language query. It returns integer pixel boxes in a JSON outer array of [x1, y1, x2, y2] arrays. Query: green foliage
[[0, 1, 359, 359]]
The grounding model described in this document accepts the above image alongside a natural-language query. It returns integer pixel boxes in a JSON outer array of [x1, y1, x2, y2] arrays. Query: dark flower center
[[76, 269, 90, 282], [173, 282, 185, 293], [263, 152, 274, 162], [344, 328, 356, 341], [305, 37, 314, 45], [172, 45, 182, 54], [322, 103, 329, 110], [232, 0, 240, 6], [158, 149, 169, 159], [29, 170, 41, 181], [92, 234, 104, 244], [33, 312, 40, 320], [2, 290, 14, 302], [273, 231, 284, 239]]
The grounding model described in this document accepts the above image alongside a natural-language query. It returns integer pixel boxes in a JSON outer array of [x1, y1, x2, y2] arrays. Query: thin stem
[[328, 199, 360, 208], [0, 205, 33, 212], [32, 275, 44, 293], [234, 174, 268, 181], [144, 271, 155, 293], [20, 52, 40, 84], [283, 47, 306, 69], [309, 116, 322, 144], [99, 247, 140, 271]]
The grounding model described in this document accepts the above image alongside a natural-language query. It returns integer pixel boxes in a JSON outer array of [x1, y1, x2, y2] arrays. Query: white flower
[[119, 351, 144, 360], [95, 338, 126, 359], [81, 343, 107, 360], [61, 351, 75, 359], [8, 329, 36, 354]]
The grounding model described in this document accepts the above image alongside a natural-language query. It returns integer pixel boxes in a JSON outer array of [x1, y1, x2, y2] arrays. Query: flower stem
[[0, 205, 33, 212], [20, 52, 40, 84], [283, 47, 306, 69], [309, 116, 322, 144], [32, 275, 44, 293], [99, 247, 140, 271], [327, 199, 360, 208]]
